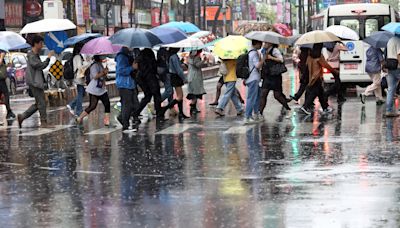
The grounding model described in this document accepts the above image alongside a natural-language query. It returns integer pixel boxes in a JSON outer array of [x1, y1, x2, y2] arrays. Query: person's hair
[[93, 55, 102, 62], [30, 35, 44, 46], [72, 43, 83, 56], [310, 43, 323, 58], [252, 40, 262, 46], [169, 48, 180, 54]]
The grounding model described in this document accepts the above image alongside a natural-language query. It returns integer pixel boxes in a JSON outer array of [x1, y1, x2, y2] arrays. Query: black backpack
[[63, 55, 78, 80], [84, 63, 96, 85], [236, 50, 256, 79]]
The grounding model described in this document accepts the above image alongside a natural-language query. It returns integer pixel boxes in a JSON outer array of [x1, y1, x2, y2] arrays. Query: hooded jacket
[[115, 49, 136, 90]]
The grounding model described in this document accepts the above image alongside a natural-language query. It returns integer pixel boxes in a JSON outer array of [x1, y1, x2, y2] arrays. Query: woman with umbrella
[[259, 41, 291, 117], [75, 55, 111, 126], [187, 49, 207, 115], [160, 48, 189, 121]]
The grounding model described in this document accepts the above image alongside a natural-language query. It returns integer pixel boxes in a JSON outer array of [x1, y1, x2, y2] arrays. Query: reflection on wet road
[[1, 66, 400, 227]]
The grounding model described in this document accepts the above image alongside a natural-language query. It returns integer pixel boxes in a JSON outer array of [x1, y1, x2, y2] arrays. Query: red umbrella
[[273, 23, 292, 37]]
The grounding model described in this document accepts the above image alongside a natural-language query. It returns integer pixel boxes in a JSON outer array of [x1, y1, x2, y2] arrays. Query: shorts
[[170, 73, 184, 87]]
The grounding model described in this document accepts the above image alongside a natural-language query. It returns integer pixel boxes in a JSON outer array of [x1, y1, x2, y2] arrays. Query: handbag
[[384, 58, 398, 71], [269, 62, 288, 75]]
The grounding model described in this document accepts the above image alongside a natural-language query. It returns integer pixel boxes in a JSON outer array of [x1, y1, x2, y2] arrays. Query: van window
[[340, 19, 360, 35], [365, 19, 379, 37]]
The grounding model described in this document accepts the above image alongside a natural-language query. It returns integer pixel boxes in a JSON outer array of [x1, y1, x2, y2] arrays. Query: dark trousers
[[304, 80, 328, 110], [134, 79, 162, 117], [118, 88, 139, 129], [85, 93, 111, 114], [325, 73, 345, 101], [0, 80, 11, 112], [21, 86, 47, 121], [293, 70, 309, 100]]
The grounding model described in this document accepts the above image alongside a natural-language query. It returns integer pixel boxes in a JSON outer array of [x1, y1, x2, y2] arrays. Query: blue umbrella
[[364, 31, 394, 48], [158, 21, 200, 33], [109, 28, 162, 48], [150, 27, 187, 44], [9, 43, 31, 50], [382, 22, 400, 34], [64, 33, 102, 46]]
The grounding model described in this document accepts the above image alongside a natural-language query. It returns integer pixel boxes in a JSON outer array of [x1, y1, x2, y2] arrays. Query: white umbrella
[[325, 25, 359, 40], [0, 31, 26, 51], [163, 37, 204, 49], [295, 30, 341, 45], [20, 19, 76, 34], [244, 31, 288, 45]]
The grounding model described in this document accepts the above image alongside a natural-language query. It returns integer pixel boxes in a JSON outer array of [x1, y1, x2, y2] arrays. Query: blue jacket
[[115, 51, 135, 89]]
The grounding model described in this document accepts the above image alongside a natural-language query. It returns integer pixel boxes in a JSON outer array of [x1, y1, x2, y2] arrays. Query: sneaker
[[123, 128, 138, 134], [254, 113, 264, 121], [237, 110, 244, 116], [300, 107, 311, 115], [66, 104, 75, 116], [323, 107, 334, 114], [6, 111, 16, 120], [290, 95, 298, 102], [244, 118, 256, 125], [214, 108, 225, 116], [75, 117, 82, 125], [113, 102, 122, 112], [385, 112, 400, 118], [285, 110, 293, 119], [360, 94, 366, 104], [17, 114, 23, 128], [377, 100, 385, 105]]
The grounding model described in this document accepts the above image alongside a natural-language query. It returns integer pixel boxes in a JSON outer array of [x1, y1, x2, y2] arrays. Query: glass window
[[17, 55, 27, 65], [365, 19, 379, 37], [340, 19, 360, 35]]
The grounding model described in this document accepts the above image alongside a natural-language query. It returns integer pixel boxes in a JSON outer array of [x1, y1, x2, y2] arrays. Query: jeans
[[386, 69, 400, 113], [245, 80, 260, 119], [217, 81, 243, 112], [21, 86, 47, 121], [161, 72, 173, 103], [69, 84, 85, 116], [119, 88, 139, 129]]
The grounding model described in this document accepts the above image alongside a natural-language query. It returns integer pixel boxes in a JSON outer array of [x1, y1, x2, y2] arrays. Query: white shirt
[[246, 49, 261, 84], [73, 55, 90, 85], [387, 36, 400, 60]]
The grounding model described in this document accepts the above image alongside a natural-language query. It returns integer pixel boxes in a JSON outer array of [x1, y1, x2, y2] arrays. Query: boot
[[160, 99, 178, 117], [190, 104, 199, 115], [178, 100, 189, 120], [104, 113, 110, 126]]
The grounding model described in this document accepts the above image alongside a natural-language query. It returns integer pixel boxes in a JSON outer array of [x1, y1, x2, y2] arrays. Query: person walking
[[244, 40, 264, 124], [160, 48, 189, 121], [75, 55, 111, 126], [214, 59, 244, 116], [325, 42, 347, 103], [300, 43, 338, 115], [17, 35, 54, 128], [291, 46, 310, 103], [66, 44, 89, 117], [259, 42, 291, 116], [384, 35, 400, 117], [360, 46, 385, 105], [158, 47, 173, 103], [0, 52, 16, 120], [115, 47, 139, 132], [132, 48, 163, 120], [187, 50, 207, 115]]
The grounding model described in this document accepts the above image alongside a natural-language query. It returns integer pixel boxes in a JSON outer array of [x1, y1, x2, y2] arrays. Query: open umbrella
[[295, 30, 340, 45], [163, 37, 204, 50], [190, 31, 219, 47], [214, 35, 250, 59], [20, 19, 76, 34], [64, 33, 102, 46], [363, 31, 394, 48], [382, 22, 400, 34], [325, 25, 359, 40], [286, 34, 302, 46], [109, 28, 162, 48], [158, 21, 201, 33], [81, 37, 121, 55], [150, 27, 187, 44], [273, 23, 292, 37], [244, 31, 288, 45], [0, 31, 27, 51]]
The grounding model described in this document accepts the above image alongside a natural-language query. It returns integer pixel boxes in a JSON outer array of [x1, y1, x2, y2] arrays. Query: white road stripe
[[19, 125, 73, 136], [156, 124, 201, 135], [85, 126, 122, 135], [132, 174, 164, 177], [223, 125, 255, 134], [74, 170, 104, 174], [0, 162, 24, 166]]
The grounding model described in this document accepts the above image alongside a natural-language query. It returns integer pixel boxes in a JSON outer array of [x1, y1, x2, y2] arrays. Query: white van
[[313, 3, 398, 86]]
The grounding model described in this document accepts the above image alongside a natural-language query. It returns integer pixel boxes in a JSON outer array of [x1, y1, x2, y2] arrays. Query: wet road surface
[[1, 65, 400, 227]]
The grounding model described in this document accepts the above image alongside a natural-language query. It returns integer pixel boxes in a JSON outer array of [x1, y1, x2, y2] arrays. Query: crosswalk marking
[[19, 125, 73, 136], [223, 125, 255, 134], [85, 126, 122, 135], [156, 124, 201, 134]]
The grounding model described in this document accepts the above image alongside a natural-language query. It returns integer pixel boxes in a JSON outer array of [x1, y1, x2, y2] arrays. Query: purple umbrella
[[80, 37, 121, 55]]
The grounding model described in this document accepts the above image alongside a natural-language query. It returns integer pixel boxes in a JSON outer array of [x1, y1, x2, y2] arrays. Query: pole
[[159, 0, 164, 25], [197, 0, 201, 28], [222, 0, 227, 37], [203, 0, 207, 29], [130, 0, 134, 27], [183, 0, 187, 22]]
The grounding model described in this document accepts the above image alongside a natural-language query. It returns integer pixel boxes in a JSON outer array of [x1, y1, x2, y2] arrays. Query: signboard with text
[[5, 2, 23, 27], [151, 7, 169, 27]]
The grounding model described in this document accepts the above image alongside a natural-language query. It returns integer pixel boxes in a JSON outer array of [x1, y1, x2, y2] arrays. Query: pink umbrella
[[80, 36, 121, 55]]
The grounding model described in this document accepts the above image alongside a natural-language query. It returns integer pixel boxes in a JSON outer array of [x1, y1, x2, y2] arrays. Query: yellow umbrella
[[214, 35, 250, 60]]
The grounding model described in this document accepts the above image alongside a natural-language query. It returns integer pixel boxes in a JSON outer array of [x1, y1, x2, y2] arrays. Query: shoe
[[360, 94, 366, 104], [123, 128, 138, 134], [377, 100, 385, 105], [290, 95, 298, 102], [17, 114, 23, 128], [133, 118, 141, 125], [237, 110, 244, 116], [285, 110, 293, 119], [75, 117, 81, 125], [300, 107, 311, 115], [244, 117, 256, 125], [113, 102, 122, 112], [215, 108, 225, 116], [385, 112, 400, 118], [254, 113, 264, 121], [66, 104, 75, 116], [209, 102, 218, 106], [286, 97, 292, 103], [178, 113, 190, 121], [323, 107, 334, 114], [104, 114, 110, 126], [6, 111, 16, 120]]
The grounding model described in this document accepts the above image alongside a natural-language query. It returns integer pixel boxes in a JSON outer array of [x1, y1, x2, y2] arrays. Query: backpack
[[84, 63, 96, 85], [63, 55, 76, 80], [236, 50, 256, 79]]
